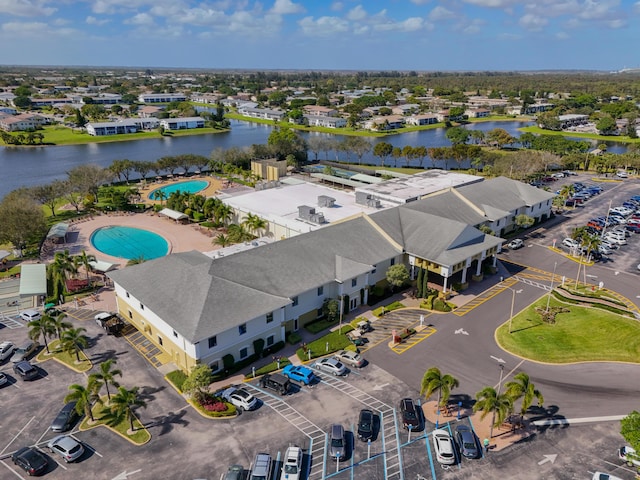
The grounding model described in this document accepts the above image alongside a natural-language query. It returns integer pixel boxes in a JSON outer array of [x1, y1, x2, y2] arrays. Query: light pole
[[489, 357, 505, 439], [500, 283, 521, 334], [545, 261, 557, 313]]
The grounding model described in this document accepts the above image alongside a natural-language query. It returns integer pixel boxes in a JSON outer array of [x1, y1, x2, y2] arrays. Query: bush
[[305, 317, 339, 334], [165, 369, 188, 393], [192, 212, 204, 221], [222, 354, 235, 370], [194, 394, 237, 417], [244, 356, 291, 379], [287, 332, 302, 345], [262, 340, 285, 357], [432, 297, 452, 312], [296, 325, 354, 361], [421, 294, 436, 310], [373, 301, 405, 317]]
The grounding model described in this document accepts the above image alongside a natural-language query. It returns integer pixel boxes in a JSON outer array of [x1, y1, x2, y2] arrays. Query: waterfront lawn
[[519, 125, 640, 143], [496, 297, 640, 363]]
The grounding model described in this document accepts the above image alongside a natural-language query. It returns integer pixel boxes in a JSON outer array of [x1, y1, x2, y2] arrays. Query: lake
[[0, 119, 628, 200]]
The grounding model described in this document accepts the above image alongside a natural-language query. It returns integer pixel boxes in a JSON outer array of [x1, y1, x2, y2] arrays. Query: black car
[[357, 409, 375, 442], [399, 398, 420, 430], [50, 401, 80, 432], [13, 361, 39, 381], [455, 425, 479, 459], [12, 447, 48, 476]]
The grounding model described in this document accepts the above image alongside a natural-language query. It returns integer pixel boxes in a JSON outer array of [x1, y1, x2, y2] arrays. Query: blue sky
[[2, 0, 639, 71]]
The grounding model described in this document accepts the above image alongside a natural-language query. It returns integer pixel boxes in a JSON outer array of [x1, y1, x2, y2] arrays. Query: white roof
[[159, 208, 188, 220]]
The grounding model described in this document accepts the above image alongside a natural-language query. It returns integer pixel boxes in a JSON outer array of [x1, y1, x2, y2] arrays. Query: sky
[[1, 0, 640, 71]]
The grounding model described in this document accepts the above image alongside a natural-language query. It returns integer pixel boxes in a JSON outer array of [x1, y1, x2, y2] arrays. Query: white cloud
[[454, 17, 486, 34], [1, 20, 75, 37], [125, 12, 155, 26], [298, 15, 349, 36], [373, 16, 427, 32], [429, 6, 456, 21], [331, 1, 343, 11], [555, 31, 569, 39], [519, 12, 548, 30], [410, 0, 432, 4], [0, 0, 56, 17], [347, 5, 367, 21], [171, 8, 227, 27], [462, 0, 524, 7], [86, 16, 110, 26], [606, 18, 625, 28], [635, 1, 640, 13], [270, 0, 305, 15]]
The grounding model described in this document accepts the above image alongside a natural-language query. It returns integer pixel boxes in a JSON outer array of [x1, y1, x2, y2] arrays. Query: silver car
[[47, 435, 84, 462], [314, 358, 347, 376], [329, 424, 346, 460]]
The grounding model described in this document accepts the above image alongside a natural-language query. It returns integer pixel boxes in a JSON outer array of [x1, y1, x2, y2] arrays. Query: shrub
[[222, 354, 235, 370], [253, 338, 265, 357], [296, 325, 354, 361], [287, 332, 302, 345], [432, 297, 452, 312], [184, 208, 193, 218], [192, 212, 204, 221], [305, 317, 339, 334], [244, 356, 291, 379], [165, 369, 188, 393]]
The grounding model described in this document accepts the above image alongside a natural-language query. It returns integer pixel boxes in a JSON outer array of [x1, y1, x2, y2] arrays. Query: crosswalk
[[0, 313, 23, 329], [314, 371, 404, 480], [244, 384, 328, 480]]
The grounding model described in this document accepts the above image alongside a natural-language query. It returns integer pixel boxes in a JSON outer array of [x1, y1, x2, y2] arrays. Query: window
[[157, 336, 163, 346], [317, 308, 323, 318], [266, 312, 273, 323], [317, 286, 324, 296], [372, 265, 377, 274], [208, 336, 217, 348], [351, 278, 357, 287], [140, 303, 145, 310], [292, 296, 298, 306], [127, 310, 132, 319], [126, 291, 130, 298], [239, 347, 248, 359], [173, 330, 178, 338], [266, 335, 275, 346], [238, 324, 247, 335], [390, 258, 395, 266], [209, 360, 219, 372]]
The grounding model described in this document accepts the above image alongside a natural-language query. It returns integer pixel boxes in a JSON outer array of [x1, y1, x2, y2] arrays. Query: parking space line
[[423, 429, 437, 480], [0, 460, 26, 479], [52, 458, 68, 470], [1, 416, 36, 455]]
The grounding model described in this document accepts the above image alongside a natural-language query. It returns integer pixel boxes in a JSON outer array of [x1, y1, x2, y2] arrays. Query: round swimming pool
[[91, 226, 169, 260], [148, 180, 209, 199]]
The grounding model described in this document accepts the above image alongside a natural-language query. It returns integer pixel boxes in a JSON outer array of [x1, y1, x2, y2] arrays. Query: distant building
[[238, 107, 286, 121], [0, 113, 47, 132], [159, 117, 205, 130], [303, 115, 346, 128], [138, 93, 187, 104], [405, 114, 438, 126], [302, 105, 338, 117]]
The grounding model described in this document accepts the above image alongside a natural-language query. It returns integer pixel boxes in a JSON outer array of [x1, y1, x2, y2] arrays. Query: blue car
[[282, 365, 316, 385]]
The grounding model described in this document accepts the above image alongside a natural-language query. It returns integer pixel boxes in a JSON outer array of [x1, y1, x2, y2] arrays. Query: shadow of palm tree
[[146, 409, 190, 436]]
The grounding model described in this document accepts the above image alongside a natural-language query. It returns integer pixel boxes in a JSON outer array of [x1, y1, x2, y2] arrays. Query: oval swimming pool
[[148, 180, 209, 199], [91, 226, 169, 260]]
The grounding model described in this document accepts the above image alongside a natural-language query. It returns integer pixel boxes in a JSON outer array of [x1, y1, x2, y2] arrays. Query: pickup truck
[[94, 312, 125, 335]]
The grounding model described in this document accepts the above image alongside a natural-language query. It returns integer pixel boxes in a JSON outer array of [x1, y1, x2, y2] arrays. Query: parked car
[[455, 425, 479, 459], [357, 409, 375, 442], [224, 465, 245, 480], [11, 447, 48, 476], [13, 360, 39, 381], [334, 350, 364, 368], [0, 371, 7, 386], [47, 435, 84, 462], [562, 238, 579, 250], [626, 224, 640, 233], [399, 398, 420, 430], [12, 340, 39, 363], [19, 309, 41, 322], [313, 357, 347, 376], [592, 472, 623, 480], [280, 445, 303, 480], [507, 239, 524, 250], [259, 373, 290, 395], [598, 244, 613, 255], [619, 446, 640, 467], [282, 365, 316, 385], [223, 387, 259, 411], [432, 428, 456, 465], [616, 170, 628, 178], [50, 401, 80, 432], [94, 312, 125, 335], [329, 424, 346, 460], [249, 453, 272, 480], [0, 340, 15, 361]]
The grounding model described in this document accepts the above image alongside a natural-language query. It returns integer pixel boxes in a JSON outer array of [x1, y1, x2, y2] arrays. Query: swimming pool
[[91, 226, 169, 260], [148, 180, 209, 199]]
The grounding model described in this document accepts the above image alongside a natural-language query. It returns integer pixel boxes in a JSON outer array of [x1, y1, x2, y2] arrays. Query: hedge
[[305, 317, 339, 334], [244, 357, 291, 379], [296, 325, 354, 361], [372, 301, 405, 317]]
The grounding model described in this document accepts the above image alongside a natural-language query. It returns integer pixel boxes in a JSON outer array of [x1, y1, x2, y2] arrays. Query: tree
[[504, 372, 543, 418], [60, 327, 88, 362], [152, 189, 167, 205], [243, 213, 267, 237], [213, 233, 232, 248], [28, 314, 56, 354], [0, 189, 47, 253], [373, 142, 393, 167], [182, 364, 213, 404], [73, 250, 96, 287], [94, 358, 122, 402], [620, 411, 640, 454], [109, 386, 147, 433], [67, 164, 110, 203], [420, 367, 460, 408], [126, 255, 146, 266], [386, 264, 409, 291], [29, 180, 67, 217], [473, 386, 514, 438], [321, 298, 340, 322], [227, 223, 253, 243], [445, 127, 469, 146], [65, 377, 102, 422], [51, 312, 72, 340], [267, 126, 308, 163], [515, 214, 535, 230], [596, 115, 617, 135], [487, 128, 516, 149]]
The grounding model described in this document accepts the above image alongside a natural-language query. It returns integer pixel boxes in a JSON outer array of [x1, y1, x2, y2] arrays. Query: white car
[[0, 341, 15, 361], [19, 309, 41, 322], [221, 387, 258, 411], [616, 170, 628, 178], [562, 238, 579, 250], [619, 446, 640, 467], [47, 435, 84, 462], [603, 235, 627, 246], [334, 350, 365, 368], [507, 239, 524, 250], [313, 357, 347, 376], [432, 428, 456, 465], [280, 445, 303, 480]]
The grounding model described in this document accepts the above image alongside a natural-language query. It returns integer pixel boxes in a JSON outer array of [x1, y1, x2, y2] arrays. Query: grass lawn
[[518, 125, 640, 143], [36, 339, 93, 372], [80, 397, 151, 445], [296, 325, 354, 361], [496, 297, 640, 363]]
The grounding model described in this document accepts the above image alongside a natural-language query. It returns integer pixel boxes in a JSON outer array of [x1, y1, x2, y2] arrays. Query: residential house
[[364, 115, 405, 131], [302, 105, 338, 117], [465, 108, 491, 118], [238, 107, 286, 121], [160, 117, 205, 130], [138, 106, 165, 118], [0, 113, 47, 132], [138, 93, 187, 104], [391, 104, 420, 116], [304, 115, 346, 128], [405, 114, 438, 126]]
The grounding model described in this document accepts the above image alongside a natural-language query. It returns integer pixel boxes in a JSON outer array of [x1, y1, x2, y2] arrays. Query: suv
[[0, 340, 15, 361], [20, 309, 41, 322], [13, 360, 39, 381], [282, 365, 316, 385], [222, 387, 258, 411], [50, 401, 80, 432], [249, 453, 272, 480], [12, 340, 39, 363], [280, 446, 303, 480], [259, 373, 290, 395], [399, 398, 420, 430]]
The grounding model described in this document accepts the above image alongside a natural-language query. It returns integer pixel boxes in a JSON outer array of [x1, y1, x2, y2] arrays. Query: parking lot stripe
[[0, 460, 26, 479], [0, 416, 35, 455], [423, 429, 437, 480]]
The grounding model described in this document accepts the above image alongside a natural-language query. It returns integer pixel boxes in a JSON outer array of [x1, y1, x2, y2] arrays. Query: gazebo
[[159, 208, 189, 224], [46, 223, 70, 244]]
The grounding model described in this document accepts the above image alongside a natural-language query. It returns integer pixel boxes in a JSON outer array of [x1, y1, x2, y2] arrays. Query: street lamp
[[500, 283, 522, 334], [489, 356, 506, 439]]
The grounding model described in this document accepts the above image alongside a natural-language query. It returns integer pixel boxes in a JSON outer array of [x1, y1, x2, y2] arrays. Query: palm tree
[[51, 312, 73, 340], [227, 223, 253, 243], [49, 250, 77, 301], [152, 189, 167, 205], [60, 327, 88, 362], [126, 255, 146, 266], [73, 250, 96, 287], [504, 372, 544, 419], [243, 213, 267, 237], [473, 386, 514, 438], [94, 358, 122, 402], [28, 314, 56, 354], [420, 367, 460, 408], [214, 203, 233, 227], [213, 233, 232, 248], [65, 376, 102, 422], [109, 386, 147, 433]]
